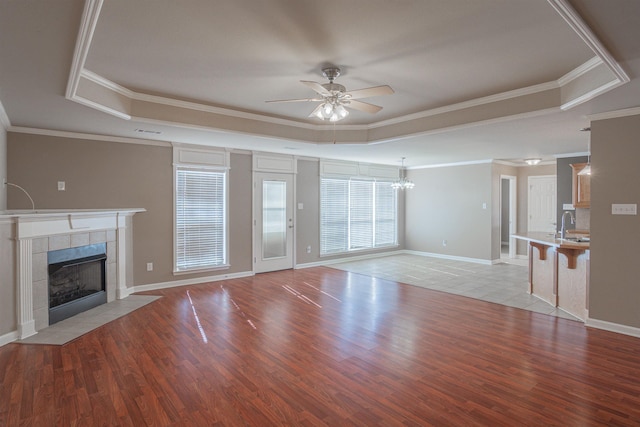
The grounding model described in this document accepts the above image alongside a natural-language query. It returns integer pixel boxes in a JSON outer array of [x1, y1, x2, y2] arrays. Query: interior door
[[528, 175, 557, 233], [254, 172, 294, 273]]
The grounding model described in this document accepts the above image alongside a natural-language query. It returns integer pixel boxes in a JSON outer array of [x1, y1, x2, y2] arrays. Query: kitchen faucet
[[560, 211, 575, 239]]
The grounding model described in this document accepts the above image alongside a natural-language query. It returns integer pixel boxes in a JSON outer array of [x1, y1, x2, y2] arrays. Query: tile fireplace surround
[[0, 209, 144, 340]]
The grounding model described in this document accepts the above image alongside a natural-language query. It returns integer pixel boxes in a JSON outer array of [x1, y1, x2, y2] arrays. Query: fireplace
[[48, 243, 107, 325]]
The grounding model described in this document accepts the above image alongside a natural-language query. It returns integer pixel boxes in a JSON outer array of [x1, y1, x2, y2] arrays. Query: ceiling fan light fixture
[[525, 158, 542, 166]]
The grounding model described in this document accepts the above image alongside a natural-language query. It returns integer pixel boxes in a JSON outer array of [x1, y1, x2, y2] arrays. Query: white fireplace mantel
[[2, 209, 145, 339]]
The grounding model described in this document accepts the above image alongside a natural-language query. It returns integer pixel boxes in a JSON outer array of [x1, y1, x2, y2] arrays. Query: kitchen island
[[513, 232, 589, 321]]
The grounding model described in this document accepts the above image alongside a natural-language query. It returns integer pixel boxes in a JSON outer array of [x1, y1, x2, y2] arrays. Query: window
[[175, 167, 227, 272], [320, 177, 397, 255]]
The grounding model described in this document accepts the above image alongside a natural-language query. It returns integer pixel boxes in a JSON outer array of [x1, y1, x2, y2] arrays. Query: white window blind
[[320, 177, 397, 255], [175, 168, 227, 271]]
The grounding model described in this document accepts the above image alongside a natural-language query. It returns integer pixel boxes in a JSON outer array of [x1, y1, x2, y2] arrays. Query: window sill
[[173, 264, 230, 276]]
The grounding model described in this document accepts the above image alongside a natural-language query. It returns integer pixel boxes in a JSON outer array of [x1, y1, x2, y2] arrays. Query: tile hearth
[[18, 295, 160, 345]]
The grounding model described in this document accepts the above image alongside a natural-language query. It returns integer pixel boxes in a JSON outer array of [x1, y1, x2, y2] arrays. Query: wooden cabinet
[[571, 163, 590, 208]]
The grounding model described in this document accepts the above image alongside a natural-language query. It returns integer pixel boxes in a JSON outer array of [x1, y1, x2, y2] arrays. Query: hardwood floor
[[2, 267, 640, 426]]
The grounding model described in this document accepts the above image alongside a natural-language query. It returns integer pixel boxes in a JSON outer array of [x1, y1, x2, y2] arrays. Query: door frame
[[252, 171, 296, 273], [500, 175, 517, 259]]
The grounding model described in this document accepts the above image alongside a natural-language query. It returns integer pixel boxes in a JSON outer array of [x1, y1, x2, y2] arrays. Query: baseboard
[[585, 317, 640, 338], [295, 250, 405, 269], [403, 250, 494, 265], [0, 330, 19, 347], [130, 271, 254, 294]]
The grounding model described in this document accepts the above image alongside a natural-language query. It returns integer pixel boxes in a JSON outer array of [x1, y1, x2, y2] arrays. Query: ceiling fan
[[266, 67, 394, 122]]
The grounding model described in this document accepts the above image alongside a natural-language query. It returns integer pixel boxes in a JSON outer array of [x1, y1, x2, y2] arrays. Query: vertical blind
[[175, 168, 226, 271], [320, 177, 397, 255]]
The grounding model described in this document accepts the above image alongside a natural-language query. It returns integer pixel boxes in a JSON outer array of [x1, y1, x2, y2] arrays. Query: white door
[[528, 176, 557, 233], [254, 172, 294, 273]]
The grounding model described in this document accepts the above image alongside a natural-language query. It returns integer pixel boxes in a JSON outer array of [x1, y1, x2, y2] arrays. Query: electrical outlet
[[442, 240, 447, 247], [146, 262, 153, 271], [612, 204, 637, 215], [306, 245, 311, 254], [58, 181, 66, 191]]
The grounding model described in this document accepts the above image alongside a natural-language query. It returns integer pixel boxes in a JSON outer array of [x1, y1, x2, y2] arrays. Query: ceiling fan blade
[[266, 97, 323, 103], [346, 100, 383, 114], [344, 85, 394, 99], [301, 80, 331, 96]]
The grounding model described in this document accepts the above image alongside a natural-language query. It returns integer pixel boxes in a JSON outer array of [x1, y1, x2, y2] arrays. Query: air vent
[[134, 128, 162, 135]]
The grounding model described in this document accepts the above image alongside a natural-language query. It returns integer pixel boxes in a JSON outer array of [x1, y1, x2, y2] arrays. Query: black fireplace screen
[[48, 243, 107, 324]]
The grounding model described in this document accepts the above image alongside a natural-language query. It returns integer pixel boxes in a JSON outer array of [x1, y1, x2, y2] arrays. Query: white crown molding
[[588, 106, 640, 122], [555, 151, 589, 159], [560, 79, 624, 111], [410, 159, 494, 170], [547, 0, 629, 84], [370, 80, 560, 129], [557, 56, 602, 86], [8, 126, 172, 147], [66, 0, 103, 100], [0, 99, 11, 130]]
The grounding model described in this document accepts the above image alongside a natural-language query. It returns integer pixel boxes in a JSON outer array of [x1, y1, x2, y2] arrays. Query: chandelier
[[391, 157, 415, 190]]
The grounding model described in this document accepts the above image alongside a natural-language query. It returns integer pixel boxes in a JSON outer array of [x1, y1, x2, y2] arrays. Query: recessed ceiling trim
[[65, 0, 104, 100], [547, 0, 629, 84], [0, 99, 11, 130], [64, 0, 630, 147], [588, 106, 640, 122], [8, 126, 171, 147]]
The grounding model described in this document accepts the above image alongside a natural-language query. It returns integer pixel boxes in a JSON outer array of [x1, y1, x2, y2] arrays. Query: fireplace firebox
[[48, 243, 107, 325]]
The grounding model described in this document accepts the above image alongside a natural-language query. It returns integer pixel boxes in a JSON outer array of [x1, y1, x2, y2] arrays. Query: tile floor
[[330, 253, 578, 321], [18, 295, 161, 345]]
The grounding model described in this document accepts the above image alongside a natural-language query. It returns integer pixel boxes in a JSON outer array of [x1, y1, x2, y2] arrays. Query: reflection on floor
[[330, 253, 578, 321], [18, 295, 161, 345]]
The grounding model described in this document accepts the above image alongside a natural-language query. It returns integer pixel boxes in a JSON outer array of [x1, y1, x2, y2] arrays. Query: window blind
[[320, 177, 397, 255], [175, 168, 226, 271]]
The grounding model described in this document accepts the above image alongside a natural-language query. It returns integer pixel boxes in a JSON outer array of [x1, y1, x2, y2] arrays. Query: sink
[[564, 237, 590, 242]]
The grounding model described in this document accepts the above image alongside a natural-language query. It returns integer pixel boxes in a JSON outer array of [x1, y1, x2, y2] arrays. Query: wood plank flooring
[[2, 266, 640, 426]]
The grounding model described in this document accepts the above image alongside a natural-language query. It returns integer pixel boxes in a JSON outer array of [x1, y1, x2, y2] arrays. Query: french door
[[253, 172, 294, 273]]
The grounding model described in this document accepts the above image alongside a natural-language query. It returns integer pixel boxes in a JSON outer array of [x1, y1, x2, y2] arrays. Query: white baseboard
[[0, 330, 19, 347], [403, 250, 494, 265], [296, 250, 405, 269], [131, 270, 254, 294], [585, 317, 640, 338]]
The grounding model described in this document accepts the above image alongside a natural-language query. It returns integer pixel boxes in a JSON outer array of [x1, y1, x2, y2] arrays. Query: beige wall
[[590, 114, 640, 328], [516, 163, 556, 255], [405, 163, 493, 261], [7, 133, 253, 287]]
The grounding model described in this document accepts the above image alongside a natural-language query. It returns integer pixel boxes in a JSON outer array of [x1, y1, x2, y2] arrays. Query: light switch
[[298, 203, 304, 210], [612, 204, 637, 215], [58, 181, 65, 191]]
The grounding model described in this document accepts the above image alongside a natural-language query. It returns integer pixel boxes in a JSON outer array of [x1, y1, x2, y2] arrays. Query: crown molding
[[547, 0, 629, 85], [557, 56, 602, 87], [66, 0, 103, 100], [588, 107, 640, 122], [7, 126, 171, 147], [410, 159, 494, 170], [0, 99, 10, 130]]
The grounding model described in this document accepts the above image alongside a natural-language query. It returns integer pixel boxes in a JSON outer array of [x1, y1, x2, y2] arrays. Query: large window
[[320, 177, 397, 255], [175, 167, 227, 272]]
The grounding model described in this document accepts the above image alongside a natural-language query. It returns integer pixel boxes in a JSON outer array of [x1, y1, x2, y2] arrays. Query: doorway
[[500, 175, 517, 260], [253, 172, 294, 273]]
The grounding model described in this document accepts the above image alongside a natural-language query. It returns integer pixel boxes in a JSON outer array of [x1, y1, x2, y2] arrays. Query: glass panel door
[[254, 172, 294, 273]]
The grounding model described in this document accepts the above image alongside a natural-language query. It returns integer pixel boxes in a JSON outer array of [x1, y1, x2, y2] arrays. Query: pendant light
[[578, 127, 591, 176], [391, 157, 415, 190]]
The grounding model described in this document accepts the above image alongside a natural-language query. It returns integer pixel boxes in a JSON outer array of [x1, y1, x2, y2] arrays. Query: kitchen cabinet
[[571, 163, 590, 208]]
